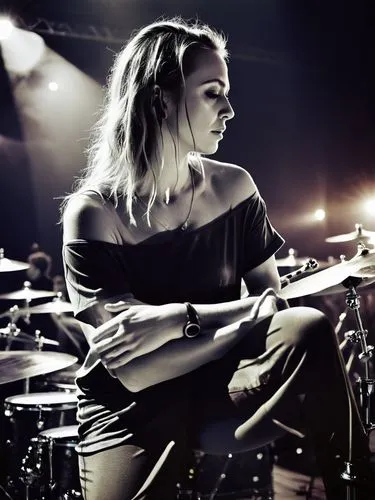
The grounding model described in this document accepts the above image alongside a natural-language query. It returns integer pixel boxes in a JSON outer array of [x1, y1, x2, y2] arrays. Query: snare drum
[[3, 392, 77, 494], [22, 425, 81, 499]]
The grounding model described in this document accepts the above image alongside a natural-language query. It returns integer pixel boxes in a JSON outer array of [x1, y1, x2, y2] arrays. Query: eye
[[205, 90, 220, 99]]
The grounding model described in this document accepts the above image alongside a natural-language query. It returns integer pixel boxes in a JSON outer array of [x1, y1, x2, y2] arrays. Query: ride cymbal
[[279, 248, 375, 299], [0, 351, 78, 385]]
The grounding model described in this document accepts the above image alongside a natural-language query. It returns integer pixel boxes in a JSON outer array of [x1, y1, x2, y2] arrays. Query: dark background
[[0, 0, 374, 277]]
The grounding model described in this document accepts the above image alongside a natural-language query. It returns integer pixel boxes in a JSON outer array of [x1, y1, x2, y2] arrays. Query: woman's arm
[[87, 289, 279, 392], [87, 258, 282, 391]]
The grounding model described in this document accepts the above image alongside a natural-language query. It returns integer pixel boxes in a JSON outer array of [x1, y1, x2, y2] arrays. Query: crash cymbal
[[0, 351, 78, 385], [325, 223, 375, 243], [0, 248, 29, 272], [279, 248, 375, 299]]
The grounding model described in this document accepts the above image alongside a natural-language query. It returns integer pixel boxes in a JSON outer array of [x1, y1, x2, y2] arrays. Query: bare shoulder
[[201, 158, 258, 207], [63, 192, 116, 243]]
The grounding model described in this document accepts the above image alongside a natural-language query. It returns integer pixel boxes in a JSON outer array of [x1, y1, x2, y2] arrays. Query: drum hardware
[[0, 248, 30, 272], [279, 258, 319, 288], [280, 245, 375, 498], [339, 279, 375, 435], [276, 248, 336, 269]]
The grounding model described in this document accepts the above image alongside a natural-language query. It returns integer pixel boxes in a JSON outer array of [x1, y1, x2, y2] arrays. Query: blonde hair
[[62, 17, 228, 224]]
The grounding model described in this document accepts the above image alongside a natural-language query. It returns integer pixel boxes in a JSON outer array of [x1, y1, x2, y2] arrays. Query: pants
[[78, 307, 371, 500]]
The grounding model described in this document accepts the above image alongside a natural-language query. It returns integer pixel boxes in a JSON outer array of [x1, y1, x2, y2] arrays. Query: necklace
[[135, 165, 195, 232]]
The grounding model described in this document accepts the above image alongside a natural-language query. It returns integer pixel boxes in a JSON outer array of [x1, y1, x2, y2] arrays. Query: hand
[[249, 288, 288, 322], [91, 302, 180, 370]]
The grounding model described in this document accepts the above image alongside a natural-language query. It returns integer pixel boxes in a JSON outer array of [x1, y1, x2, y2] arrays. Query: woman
[[61, 18, 373, 500]]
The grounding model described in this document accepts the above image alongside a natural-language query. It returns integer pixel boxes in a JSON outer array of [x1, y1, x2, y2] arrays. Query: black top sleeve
[[63, 240, 133, 325], [241, 192, 284, 273]]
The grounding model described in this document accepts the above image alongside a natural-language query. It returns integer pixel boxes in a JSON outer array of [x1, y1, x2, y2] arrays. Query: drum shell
[[26, 425, 81, 499], [3, 392, 78, 494]]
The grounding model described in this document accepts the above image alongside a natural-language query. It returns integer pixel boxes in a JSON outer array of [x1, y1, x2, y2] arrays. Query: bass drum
[[177, 445, 274, 499]]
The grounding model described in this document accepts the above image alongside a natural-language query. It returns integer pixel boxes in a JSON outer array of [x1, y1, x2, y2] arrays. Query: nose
[[219, 98, 235, 121]]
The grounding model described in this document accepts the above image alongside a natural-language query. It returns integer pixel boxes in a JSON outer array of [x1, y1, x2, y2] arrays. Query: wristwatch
[[183, 302, 201, 338]]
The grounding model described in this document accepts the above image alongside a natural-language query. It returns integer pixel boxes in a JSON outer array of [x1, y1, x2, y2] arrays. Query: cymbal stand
[[336, 277, 375, 499], [343, 278, 375, 432], [1, 306, 29, 351]]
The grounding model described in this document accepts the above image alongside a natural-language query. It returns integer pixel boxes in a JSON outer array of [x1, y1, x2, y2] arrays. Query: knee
[[279, 306, 334, 351]]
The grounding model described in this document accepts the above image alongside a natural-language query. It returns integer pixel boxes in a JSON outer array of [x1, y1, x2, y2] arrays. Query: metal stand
[[343, 278, 375, 432], [337, 275, 375, 498]]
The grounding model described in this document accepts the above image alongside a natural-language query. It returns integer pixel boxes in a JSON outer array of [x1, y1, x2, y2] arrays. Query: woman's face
[[165, 48, 235, 156]]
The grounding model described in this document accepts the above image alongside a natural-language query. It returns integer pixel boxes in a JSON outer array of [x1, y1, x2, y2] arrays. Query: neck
[[137, 150, 192, 202]]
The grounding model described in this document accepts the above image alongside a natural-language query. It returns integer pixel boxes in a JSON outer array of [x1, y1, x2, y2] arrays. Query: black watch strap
[[183, 302, 201, 338]]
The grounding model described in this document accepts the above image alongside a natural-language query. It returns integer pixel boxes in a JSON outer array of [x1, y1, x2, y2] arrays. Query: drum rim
[[4, 391, 78, 408]]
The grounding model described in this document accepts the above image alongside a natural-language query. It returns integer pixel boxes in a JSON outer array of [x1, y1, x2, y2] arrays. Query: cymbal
[[25, 300, 73, 314], [0, 257, 29, 272], [0, 351, 78, 385], [325, 224, 375, 243], [0, 288, 56, 301], [279, 248, 375, 299]]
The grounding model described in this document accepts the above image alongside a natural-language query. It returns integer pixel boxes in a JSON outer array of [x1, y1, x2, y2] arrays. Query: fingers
[[249, 288, 277, 320], [104, 300, 132, 312]]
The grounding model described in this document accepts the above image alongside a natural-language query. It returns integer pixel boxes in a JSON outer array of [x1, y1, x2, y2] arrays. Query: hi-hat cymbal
[[325, 223, 375, 243], [0, 288, 56, 301], [0, 351, 78, 385], [279, 248, 375, 299]]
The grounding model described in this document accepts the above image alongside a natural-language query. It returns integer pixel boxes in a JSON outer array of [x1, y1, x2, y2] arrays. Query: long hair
[[62, 17, 228, 224]]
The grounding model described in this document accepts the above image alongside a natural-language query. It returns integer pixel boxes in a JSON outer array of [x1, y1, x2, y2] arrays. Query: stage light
[[48, 81, 59, 91], [363, 198, 375, 216], [314, 208, 326, 221], [0, 18, 14, 40]]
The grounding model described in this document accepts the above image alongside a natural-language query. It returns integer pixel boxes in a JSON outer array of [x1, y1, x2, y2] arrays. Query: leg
[[74, 364, 192, 500], [78, 440, 184, 500], [195, 306, 373, 499]]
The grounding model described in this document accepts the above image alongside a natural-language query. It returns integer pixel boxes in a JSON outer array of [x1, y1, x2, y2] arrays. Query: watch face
[[184, 322, 201, 338]]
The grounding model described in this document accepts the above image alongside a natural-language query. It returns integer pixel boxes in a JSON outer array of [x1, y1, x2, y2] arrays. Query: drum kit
[[0, 249, 81, 499]]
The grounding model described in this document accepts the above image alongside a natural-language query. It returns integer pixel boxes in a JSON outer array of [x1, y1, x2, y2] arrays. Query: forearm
[[114, 315, 254, 392], [195, 296, 260, 330]]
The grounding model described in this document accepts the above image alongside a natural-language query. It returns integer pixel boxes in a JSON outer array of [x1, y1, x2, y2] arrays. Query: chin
[[197, 143, 219, 155]]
